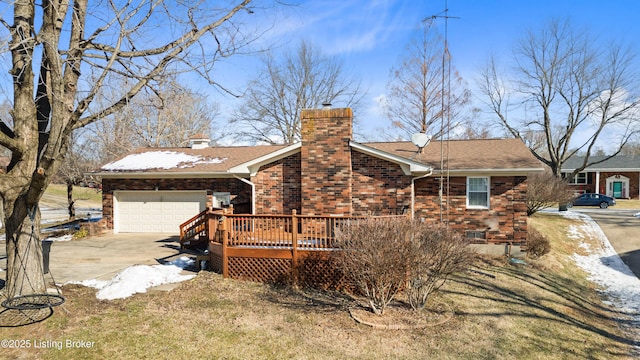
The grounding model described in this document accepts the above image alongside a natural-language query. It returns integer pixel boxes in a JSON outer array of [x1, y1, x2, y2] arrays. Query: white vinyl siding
[[467, 177, 490, 209]]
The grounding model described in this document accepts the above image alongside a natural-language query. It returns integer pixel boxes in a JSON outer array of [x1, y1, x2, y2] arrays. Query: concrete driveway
[[0, 232, 195, 286], [573, 208, 640, 279]]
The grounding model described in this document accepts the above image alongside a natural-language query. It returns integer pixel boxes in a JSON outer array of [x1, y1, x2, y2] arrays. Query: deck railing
[[180, 208, 407, 287], [179, 208, 225, 249]]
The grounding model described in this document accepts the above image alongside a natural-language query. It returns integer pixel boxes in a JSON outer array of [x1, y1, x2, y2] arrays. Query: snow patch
[[101, 151, 226, 171], [560, 211, 640, 352], [44, 234, 73, 242], [69, 256, 196, 300]]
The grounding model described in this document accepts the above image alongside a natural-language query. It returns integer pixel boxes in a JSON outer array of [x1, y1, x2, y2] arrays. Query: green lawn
[[43, 183, 102, 205]]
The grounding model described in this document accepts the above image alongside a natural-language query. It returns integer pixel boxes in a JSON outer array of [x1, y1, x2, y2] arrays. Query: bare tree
[[230, 40, 364, 145], [84, 77, 220, 164], [526, 170, 573, 216], [479, 19, 640, 178], [56, 132, 98, 219], [0, 0, 273, 299], [385, 21, 471, 139], [621, 140, 640, 156]]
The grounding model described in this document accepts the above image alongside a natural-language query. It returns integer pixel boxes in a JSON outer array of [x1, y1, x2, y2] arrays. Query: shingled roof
[[95, 138, 543, 177], [561, 155, 640, 171], [96, 144, 289, 175], [364, 138, 544, 173]]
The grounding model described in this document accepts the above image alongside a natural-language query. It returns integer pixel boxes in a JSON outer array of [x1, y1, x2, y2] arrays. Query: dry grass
[[40, 184, 102, 208], [613, 199, 640, 209], [0, 213, 637, 359]]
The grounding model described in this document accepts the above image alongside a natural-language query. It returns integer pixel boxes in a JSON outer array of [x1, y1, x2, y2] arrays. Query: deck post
[[221, 208, 230, 278], [207, 210, 216, 242], [291, 209, 298, 285], [206, 210, 216, 270]]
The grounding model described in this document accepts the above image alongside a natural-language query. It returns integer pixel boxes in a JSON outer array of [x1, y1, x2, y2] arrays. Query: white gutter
[[411, 170, 433, 219], [234, 175, 255, 214]]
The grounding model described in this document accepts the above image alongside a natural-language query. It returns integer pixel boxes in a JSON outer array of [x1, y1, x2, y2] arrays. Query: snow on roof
[[101, 151, 226, 171]]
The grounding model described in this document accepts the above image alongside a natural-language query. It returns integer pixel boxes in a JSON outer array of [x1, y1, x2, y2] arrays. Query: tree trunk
[[67, 181, 75, 219], [4, 200, 45, 300]]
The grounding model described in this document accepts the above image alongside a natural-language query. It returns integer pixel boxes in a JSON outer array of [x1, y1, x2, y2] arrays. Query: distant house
[[94, 107, 544, 252], [561, 155, 640, 199]]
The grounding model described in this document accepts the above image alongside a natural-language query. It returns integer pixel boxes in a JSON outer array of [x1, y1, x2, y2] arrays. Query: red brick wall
[[300, 108, 353, 216], [598, 172, 639, 199], [101, 178, 251, 229], [414, 176, 528, 245], [351, 151, 412, 215], [252, 152, 302, 214]]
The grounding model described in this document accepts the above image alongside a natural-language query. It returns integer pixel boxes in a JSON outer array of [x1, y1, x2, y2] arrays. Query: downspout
[[234, 175, 255, 214], [411, 170, 433, 219]]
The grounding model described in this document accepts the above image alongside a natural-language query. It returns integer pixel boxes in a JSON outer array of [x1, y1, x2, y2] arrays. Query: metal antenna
[[425, 1, 459, 224]]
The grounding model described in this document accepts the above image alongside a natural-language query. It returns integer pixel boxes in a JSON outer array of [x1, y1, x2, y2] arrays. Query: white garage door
[[115, 191, 207, 233]]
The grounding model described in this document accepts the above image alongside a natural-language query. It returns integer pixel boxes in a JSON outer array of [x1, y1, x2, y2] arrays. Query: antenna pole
[[426, 1, 458, 224]]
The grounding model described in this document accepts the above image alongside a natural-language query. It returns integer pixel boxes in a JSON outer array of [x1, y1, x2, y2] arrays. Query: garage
[[114, 191, 207, 233]]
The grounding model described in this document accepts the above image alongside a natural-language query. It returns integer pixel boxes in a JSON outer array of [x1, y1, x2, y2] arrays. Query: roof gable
[[350, 141, 431, 175]]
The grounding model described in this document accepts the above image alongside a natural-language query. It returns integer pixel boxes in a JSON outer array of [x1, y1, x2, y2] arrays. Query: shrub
[[334, 217, 475, 314], [406, 222, 475, 310], [333, 217, 413, 315], [73, 227, 89, 239], [527, 170, 574, 216], [526, 226, 551, 259]]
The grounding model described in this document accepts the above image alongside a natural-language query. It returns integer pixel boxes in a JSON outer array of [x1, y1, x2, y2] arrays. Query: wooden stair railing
[[179, 208, 219, 249]]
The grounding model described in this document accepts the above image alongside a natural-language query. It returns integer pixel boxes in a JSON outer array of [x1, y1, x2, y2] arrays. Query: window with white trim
[[567, 172, 587, 185], [212, 192, 231, 208], [467, 177, 490, 209]]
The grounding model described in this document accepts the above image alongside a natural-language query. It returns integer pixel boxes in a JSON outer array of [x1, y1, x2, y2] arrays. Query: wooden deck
[[180, 208, 405, 287]]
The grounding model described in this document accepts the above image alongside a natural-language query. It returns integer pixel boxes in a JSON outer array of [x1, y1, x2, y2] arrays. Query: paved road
[[574, 208, 640, 279]]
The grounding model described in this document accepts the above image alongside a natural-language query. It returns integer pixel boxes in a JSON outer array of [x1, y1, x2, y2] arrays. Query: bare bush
[[526, 227, 551, 259], [333, 217, 413, 315], [527, 170, 574, 216], [406, 222, 475, 310]]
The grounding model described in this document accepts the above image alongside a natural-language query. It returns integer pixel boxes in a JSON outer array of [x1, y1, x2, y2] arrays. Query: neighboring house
[[561, 155, 640, 199], [94, 107, 544, 251]]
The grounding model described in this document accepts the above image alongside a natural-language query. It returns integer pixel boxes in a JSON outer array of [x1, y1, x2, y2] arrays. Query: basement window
[[466, 230, 487, 240]]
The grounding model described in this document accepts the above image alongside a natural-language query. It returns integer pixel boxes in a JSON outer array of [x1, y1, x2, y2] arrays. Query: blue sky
[[210, 0, 640, 142]]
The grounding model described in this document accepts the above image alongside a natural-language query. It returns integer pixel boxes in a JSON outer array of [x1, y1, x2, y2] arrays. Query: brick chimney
[[300, 107, 353, 216]]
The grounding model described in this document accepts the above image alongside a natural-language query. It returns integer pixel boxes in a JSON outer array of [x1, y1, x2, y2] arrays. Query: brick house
[[561, 155, 640, 199], [95, 107, 543, 250]]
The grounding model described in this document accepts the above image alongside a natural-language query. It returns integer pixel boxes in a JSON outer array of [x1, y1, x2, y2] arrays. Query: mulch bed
[[349, 301, 453, 329]]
